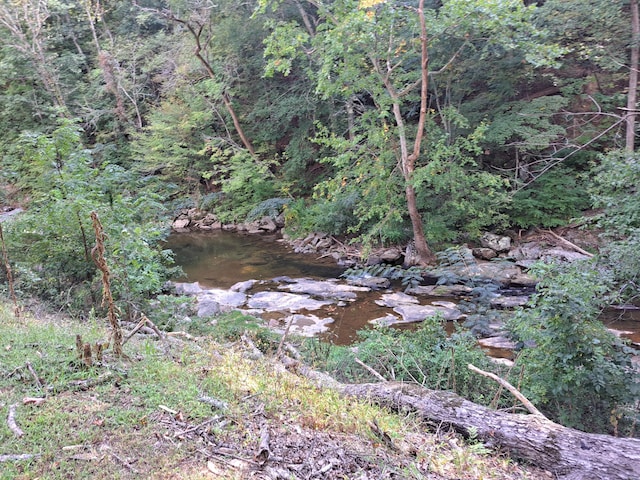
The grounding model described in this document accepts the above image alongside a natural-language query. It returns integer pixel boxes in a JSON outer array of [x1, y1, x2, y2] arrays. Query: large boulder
[[247, 291, 333, 312]]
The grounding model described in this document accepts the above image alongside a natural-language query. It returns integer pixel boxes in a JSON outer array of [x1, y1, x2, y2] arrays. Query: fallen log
[[342, 381, 640, 480]]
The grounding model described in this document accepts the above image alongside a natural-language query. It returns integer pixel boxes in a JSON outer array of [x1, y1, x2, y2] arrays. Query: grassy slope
[[0, 302, 550, 479]]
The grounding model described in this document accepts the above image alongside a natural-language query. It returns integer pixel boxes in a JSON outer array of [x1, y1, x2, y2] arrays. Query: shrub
[[507, 261, 640, 434]]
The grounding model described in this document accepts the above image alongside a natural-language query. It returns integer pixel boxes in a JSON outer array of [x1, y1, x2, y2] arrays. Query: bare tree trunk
[[627, 0, 639, 152]]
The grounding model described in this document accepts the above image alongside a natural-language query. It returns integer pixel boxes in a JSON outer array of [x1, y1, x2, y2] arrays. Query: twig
[[0, 453, 41, 462], [542, 229, 594, 258], [7, 404, 24, 437], [254, 426, 271, 466], [25, 361, 44, 390], [276, 316, 295, 357], [467, 364, 547, 418], [354, 357, 387, 382], [174, 415, 221, 438], [122, 316, 147, 346]]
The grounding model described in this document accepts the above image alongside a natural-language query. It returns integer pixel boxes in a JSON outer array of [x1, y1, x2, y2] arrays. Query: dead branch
[[467, 364, 546, 418], [543, 229, 595, 258], [7, 404, 24, 437], [90, 211, 123, 357], [277, 354, 640, 479], [25, 361, 44, 390], [254, 426, 271, 466], [0, 453, 41, 462], [354, 357, 388, 382]]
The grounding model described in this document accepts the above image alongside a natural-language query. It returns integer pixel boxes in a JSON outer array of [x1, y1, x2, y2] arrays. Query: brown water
[[165, 232, 640, 348]]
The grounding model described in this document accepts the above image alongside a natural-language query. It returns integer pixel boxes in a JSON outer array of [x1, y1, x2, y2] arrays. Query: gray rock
[[407, 284, 473, 296], [346, 276, 391, 290], [172, 282, 204, 295], [197, 299, 221, 317], [281, 314, 335, 337], [490, 295, 530, 309], [230, 280, 258, 293], [247, 291, 333, 312], [278, 278, 368, 301], [480, 232, 511, 253], [375, 292, 419, 308], [199, 289, 247, 310], [393, 304, 463, 323]]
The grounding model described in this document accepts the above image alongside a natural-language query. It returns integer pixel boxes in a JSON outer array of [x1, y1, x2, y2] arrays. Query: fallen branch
[[7, 404, 24, 437], [467, 364, 546, 418], [254, 426, 271, 466], [543, 229, 594, 258], [354, 357, 387, 382], [0, 453, 41, 462], [25, 361, 44, 390], [342, 382, 640, 480]]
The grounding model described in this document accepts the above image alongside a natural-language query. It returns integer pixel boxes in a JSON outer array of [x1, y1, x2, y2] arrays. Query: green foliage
[[2, 121, 179, 315], [342, 265, 426, 292], [311, 319, 506, 406], [245, 197, 290, 222], [413, 122, 511, 242], [507, 261, 640, 434], [590, 150, 640, 236], [508, 167, 591, 229]]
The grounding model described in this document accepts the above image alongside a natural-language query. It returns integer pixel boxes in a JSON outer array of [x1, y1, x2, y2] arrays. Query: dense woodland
[[1, 0, 639, 438]]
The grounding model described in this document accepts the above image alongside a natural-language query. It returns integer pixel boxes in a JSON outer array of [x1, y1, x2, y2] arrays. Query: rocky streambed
[[167, 210, 640, 357]]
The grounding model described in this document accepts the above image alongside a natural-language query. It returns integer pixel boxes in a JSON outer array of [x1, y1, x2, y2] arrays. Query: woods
[[1, 1, 640, 476]]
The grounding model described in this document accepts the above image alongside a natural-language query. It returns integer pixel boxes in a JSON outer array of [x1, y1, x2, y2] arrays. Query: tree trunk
[[627, 0, 639, 152], [342, 382, 640, 480]]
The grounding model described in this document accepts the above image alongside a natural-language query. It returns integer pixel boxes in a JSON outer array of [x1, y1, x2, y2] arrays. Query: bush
[[507, 261, 640, 434], [305, 318, 509, 407], [508, 166, 590, 229]]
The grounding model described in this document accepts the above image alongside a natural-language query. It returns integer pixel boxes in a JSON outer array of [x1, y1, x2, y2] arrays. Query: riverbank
[[0, 302, 553, 480]]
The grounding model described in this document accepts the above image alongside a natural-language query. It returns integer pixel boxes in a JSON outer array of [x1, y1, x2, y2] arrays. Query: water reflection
[[165, 231, 344, 289]]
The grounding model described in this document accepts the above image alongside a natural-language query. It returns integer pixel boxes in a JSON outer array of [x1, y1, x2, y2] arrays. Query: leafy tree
[[262, 0, 561, 259]]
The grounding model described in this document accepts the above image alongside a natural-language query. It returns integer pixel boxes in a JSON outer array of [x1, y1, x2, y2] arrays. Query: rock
[[407, 285, 473, 296], [480, 233, 511, 253], [198, 289, 247, 311], [172, 282, 204, 295], [278, 278, 369, 301], [281, 314, 335, 337], [172, 218, 191, 231], [345, 276, 391, 290], [490, 295, 530, 309], [197, 299, 221, 317], [369, 314, 403, 327], [230, 280, 258, 293], [456, 261, 524, 286], [507, 242, 544, 261], [542, 248, 591, 262], [472, 247, 497, 260], [393, 304, 463, 323], [258, 216, 278, 232], [477, 336, 517, 351], [247, 291, 333, 312], [375, 292, 420, 308]]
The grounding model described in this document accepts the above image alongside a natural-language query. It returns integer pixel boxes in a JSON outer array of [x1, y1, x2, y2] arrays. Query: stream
[[165, 231, 640, 350]]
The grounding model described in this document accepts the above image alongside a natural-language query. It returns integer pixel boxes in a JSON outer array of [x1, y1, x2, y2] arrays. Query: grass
[[0, 301, 550, 479]]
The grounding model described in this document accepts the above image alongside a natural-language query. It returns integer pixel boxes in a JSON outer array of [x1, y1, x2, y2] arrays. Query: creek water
[[165, 231, 640, 349]]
